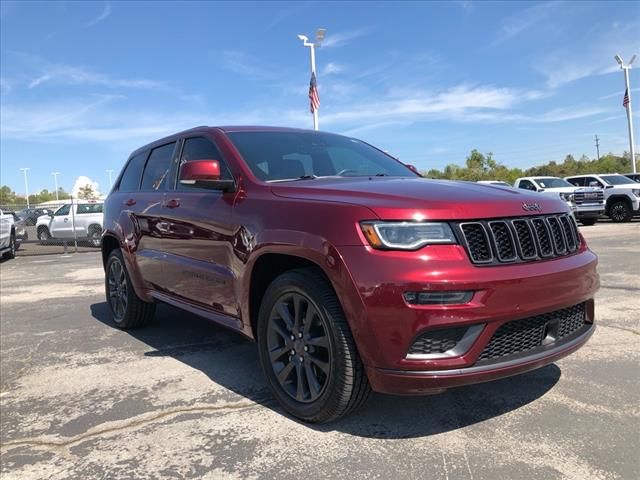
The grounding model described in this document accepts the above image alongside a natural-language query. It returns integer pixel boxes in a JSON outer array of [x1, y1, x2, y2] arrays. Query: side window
[[175, 137, 232, 191], [54, 204, 71, 216], [77, 204, 103, 214], [584, 177, 603, 188], [119, 151, 148, 192], [566, 177, 582, 187], [518, 180, 535, 191], [141, 143, 177, 192]]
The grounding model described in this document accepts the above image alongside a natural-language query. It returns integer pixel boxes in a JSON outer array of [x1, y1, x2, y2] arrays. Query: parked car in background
[[565, 174, 640, 222], [514, 176, 604, 225], [476, 180, 512, 187], [16, 207, 54, 226], [623, 173, 640, 183], [101, 126, 598, 423], [36, 201, 104, 246], [0, 209, 16, 259]]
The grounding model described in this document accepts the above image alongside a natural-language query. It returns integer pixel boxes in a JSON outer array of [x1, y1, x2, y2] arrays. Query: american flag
[[309, 72, 320, 113], [623, 88, 630, 108]]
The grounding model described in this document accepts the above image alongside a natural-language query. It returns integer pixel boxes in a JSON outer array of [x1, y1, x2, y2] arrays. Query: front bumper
[[575, 204, 604, 218], [335, 244, 599, 394]]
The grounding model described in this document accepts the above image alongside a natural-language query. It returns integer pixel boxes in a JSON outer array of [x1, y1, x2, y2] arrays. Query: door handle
[[64, 218, 69, 222], [164, 199, 180, 209], [125, 198, 136, 207]]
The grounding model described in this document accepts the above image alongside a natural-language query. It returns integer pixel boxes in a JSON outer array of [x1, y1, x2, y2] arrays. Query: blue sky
[[1, 0, 639, 195]]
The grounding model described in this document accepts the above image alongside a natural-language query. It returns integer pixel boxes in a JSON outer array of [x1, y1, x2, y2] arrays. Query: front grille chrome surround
[[457, 214, 581, 266]]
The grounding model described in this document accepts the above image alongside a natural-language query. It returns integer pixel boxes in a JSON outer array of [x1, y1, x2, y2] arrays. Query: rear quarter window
[[77, 204, 103, 214], [119, 151, 148, 192]]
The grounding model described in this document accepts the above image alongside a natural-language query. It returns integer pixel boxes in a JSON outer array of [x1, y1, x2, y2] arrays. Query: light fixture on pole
[[297, 28, 326, 131], [615, 53, 637, 173], [51, 172, 60, 201], [106, 169, 114, 188], [19, 167, 30, 208]]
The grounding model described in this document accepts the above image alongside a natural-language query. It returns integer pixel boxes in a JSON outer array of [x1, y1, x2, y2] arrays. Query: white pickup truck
[[0, 209, 17, 259], [565, 174, 640, 222], [36, 201, 104, 246], [514, 176, 605, 225]]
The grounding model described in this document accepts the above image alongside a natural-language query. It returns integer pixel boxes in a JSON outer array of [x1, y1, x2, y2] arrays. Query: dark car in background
[[101, 126, 599, 423], [624, 173, 640, 183], [6, 212, 27, 245], [16, 208, 54, 226]]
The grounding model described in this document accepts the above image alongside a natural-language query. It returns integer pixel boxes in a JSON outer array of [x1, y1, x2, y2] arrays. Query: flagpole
[[623, 68, 636, 174], [616, 54, 637, 174], [310, 43, 319, 131]]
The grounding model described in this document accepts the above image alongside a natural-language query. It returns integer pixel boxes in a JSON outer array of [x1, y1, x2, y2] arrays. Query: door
[[49, 204, 73, 237], [0, 210, 9, 248], [154, 135, 238, 316]]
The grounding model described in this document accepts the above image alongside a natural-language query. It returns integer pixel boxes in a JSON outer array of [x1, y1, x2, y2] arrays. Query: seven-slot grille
[[477, 303, 587, 362], [458, 214, 580, 265]]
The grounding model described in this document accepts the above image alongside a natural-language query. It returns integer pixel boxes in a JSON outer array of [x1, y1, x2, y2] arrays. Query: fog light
[[403, 291, 474, 305]]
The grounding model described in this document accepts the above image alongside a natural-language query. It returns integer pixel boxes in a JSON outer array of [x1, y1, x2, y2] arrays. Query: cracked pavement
[[1, 222, 638, 479]]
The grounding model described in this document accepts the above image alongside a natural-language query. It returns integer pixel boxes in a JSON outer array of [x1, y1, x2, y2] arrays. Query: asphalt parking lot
[[1, 222, 638, 480]]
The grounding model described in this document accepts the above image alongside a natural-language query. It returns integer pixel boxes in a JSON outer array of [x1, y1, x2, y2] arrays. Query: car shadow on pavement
[[90, 301, 561, 439]]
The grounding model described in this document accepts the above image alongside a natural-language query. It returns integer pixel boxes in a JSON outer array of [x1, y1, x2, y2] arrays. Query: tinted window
[[534, 177, 573, 188], [141, 143, 176, 192], [584, 177, 603, 188], [566, 177, 583, 187], [518, 180, 535, 191], [176, 137, 232, 190], [54, 204, 71, 216], [119, 152, 148, 192], [600, 174, 635, 185], [77, 203, 104, 214], [227, 131, 416, 181]]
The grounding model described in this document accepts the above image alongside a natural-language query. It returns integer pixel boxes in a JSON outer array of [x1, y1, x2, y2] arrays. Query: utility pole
[[594, 135, 600, 160], [19, 167, 30, 208], [615, 54, 637, 173], [297, 29, 326, 130], [51, 172, 60, 201]]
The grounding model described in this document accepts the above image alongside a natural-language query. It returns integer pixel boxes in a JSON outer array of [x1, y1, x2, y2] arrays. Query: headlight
[[632, 189, 640, 197], [560, 192, 574, 202], [360, 221, 457, 250]]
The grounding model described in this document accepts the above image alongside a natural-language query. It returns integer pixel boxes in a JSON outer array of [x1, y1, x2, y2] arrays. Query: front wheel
[[37, 226, 51, 243], [257, 268, 370, 423], [609, 201, 632, 222], [580, 218, 598, 226], [105, 249, 155, 329], [3, 233, 16, 259]]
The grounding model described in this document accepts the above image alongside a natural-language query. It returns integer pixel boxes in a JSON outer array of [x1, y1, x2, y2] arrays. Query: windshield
[[226, 131, 417, 182], [600, 174, 635, 185], [534, 177, 572, 188]]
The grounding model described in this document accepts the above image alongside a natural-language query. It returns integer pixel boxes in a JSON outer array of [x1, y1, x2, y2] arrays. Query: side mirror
[[405, 164, 422, 177], [605, 184, 614, 189], [179, 160, 235, 192], [537, 188, 545, 192]]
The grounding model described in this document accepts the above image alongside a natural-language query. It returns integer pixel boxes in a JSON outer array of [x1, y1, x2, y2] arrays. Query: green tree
[[77, 184, 96, 200]]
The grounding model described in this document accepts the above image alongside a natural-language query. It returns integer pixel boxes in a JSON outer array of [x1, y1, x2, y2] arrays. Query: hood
[[271, 177, 569, 220]]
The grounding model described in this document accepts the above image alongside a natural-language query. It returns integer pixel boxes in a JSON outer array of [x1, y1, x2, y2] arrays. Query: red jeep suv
[[102, 126, 598, 423]]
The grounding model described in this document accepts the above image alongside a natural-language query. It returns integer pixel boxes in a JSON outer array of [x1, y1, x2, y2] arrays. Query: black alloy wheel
[[107, 256, 128, 321], [266, 292, 331, 403], [609, 201, 632, 222]]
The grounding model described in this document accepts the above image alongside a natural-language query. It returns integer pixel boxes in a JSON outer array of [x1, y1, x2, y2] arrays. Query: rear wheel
[[609, 201, 632, 222], [89, 226, 102, 247], [37, 226, 51, 242], [257, 268, 370, 423], [105, 249, 155, 329]]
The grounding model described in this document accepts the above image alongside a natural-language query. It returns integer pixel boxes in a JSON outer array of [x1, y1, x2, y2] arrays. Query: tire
[[608, 200, 632, 222], [105, 249, 155, 329], [3, 232, 16, 259], [257, 268, 371, 423], [580, 218, 597, 226], [37, 226, 51, 242], [89, 226, 102, 247]]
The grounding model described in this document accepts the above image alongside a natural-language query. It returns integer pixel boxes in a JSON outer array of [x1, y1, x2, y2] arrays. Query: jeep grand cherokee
[[102, 126, 598, 423]]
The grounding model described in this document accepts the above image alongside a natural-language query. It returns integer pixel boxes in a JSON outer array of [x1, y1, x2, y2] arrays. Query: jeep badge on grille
[[522, 202, 542, 212]]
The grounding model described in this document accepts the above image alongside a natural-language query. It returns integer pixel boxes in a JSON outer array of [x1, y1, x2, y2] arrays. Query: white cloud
[[321, 62, 345, 76], [27, 63, 165, 90], [321, 28, 372, 48], [492, 2, 559, 45], [84, 2, 111, 28], [220, 50, 275, 79]]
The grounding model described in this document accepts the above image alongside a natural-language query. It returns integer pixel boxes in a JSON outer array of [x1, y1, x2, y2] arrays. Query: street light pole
[[615, 54, 637, 173], [51, 172, 60, 201], [19, 167, 30, 208], [106, 169, 114, 189], [298, 29, 326, 131]]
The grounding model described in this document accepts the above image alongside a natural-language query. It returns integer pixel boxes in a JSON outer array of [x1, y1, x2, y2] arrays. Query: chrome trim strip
[[382, 324, 594, 377], [406, 325, 485, 360]]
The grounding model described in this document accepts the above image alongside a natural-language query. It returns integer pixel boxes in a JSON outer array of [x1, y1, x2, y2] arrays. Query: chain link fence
[[1, 200, 103, 256]]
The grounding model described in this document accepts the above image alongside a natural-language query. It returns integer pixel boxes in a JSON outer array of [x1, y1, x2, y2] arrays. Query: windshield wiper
[[374, 173, 390, 176], [268, 175, 318, 183]]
